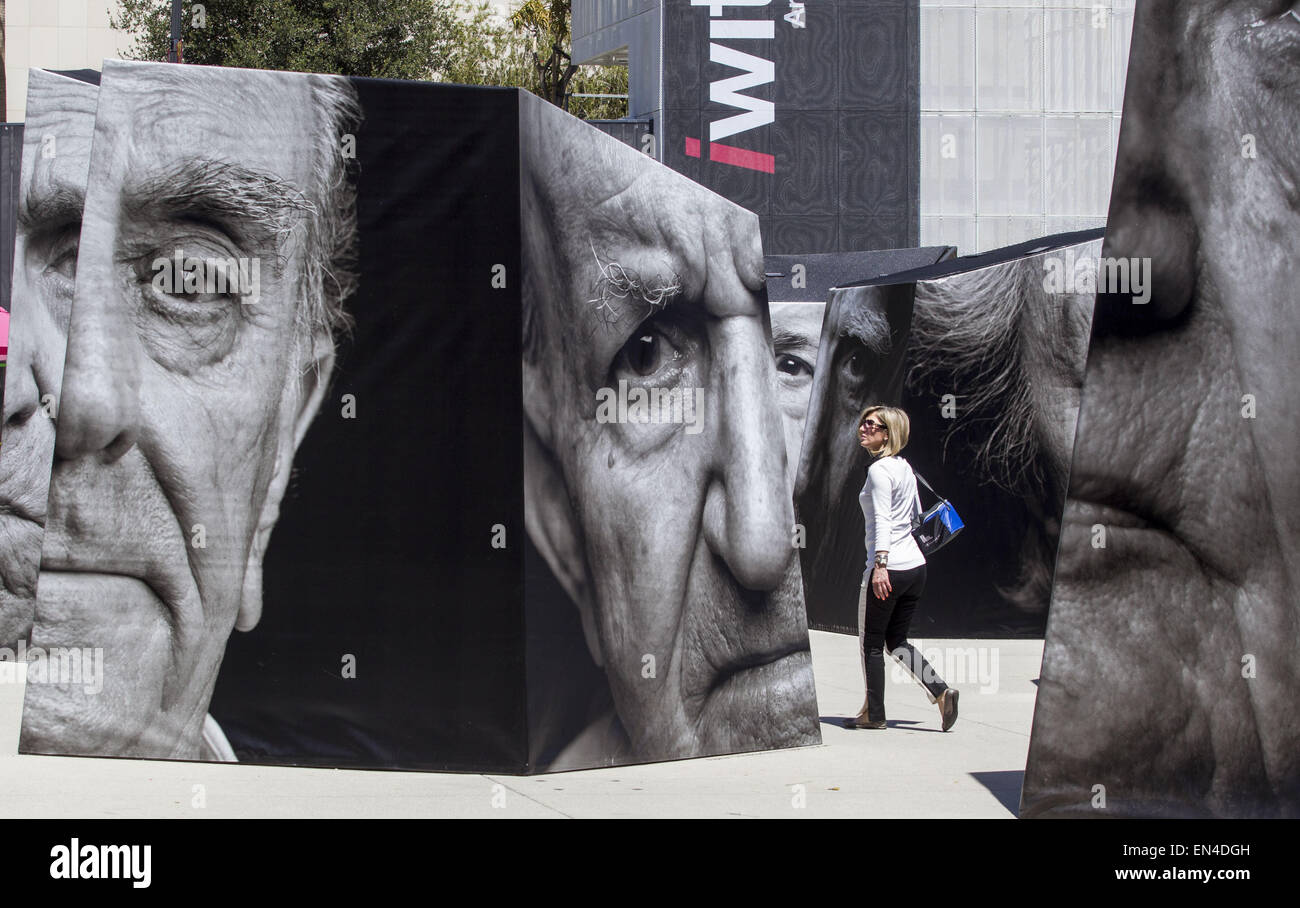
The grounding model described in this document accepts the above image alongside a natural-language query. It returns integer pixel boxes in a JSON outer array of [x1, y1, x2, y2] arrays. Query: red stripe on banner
[[684, 136, 701, 158], [709, 142, 775, 174]]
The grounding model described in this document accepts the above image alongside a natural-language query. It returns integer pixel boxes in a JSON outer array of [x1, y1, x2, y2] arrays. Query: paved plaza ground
[[0, 631, 1042, 818]]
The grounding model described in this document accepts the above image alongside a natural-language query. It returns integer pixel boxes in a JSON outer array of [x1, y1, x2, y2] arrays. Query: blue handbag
[[909, 467, 965, 556]]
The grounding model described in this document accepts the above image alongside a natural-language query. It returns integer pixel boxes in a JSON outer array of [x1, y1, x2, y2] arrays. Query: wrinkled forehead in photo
[[519, 90, 768, 385], [80, 60, 340, 287], [93, 58, 321, 178], [16, 70, 100, 234]]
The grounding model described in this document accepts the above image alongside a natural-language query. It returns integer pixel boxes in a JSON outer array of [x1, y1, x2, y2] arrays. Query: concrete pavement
[[0, 631, 1041, 818]]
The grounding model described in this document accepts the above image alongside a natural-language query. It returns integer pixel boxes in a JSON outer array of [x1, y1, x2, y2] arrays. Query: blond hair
[[857, 405, 910, 458]]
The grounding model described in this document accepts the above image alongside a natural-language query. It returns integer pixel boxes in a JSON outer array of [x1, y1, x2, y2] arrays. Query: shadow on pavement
[[970, 769, 1023, 817]]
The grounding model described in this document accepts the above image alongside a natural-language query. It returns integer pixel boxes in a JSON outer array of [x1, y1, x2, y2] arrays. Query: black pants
[[859, 564, 948, 723]]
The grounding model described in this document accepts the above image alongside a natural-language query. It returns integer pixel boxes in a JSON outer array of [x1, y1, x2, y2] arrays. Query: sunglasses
[[861, 420, 885, 431]]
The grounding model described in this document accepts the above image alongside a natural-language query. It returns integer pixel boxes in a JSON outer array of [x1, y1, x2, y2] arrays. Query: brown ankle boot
[[844, 716, 887, 729], [937, 688, 959, 731]]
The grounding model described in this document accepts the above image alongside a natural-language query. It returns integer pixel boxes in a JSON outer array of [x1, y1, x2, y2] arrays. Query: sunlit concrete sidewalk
[[0, 632, 1041, 818]]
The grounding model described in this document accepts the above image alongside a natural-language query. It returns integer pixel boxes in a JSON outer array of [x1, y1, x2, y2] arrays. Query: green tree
[[438, 2, 533, 89], [509, 0, 574, 106], [509, 0, 626, 119], [568, 59, 628, 121], [110, 0, 627, 118], [112, 0, 489, 80]]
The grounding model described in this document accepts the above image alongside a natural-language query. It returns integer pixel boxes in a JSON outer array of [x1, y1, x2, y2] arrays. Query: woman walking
[[845, 405, 959, 731]]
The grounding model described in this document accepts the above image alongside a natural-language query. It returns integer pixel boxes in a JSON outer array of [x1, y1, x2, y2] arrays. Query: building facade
[[574, 0, 1133, 255], [576, 0, 920, 255], [4, 0, 130, 122]]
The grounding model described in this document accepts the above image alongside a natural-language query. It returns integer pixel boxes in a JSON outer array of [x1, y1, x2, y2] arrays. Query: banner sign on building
[[574, 1, 920, 255]]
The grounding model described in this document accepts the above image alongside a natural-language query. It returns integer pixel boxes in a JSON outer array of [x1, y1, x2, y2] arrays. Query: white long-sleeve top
[[860, 455, 926, 575]]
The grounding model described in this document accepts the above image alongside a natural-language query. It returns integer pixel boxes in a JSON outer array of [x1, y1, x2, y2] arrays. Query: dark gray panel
[[663, 0, 704, 112], [840, 111, 912, 220], [840, 0, 913, 111], [774, 0, 839, 109], [0, 124, 22, 316], [703, 127, 773, 216], [772, 110, 838, 215], [765, 246, 956, 301], [840, 215, 914, 250], [587, 118, 654, 153], [660, 107, 704, 185], [659, 1, 920, 255], [767, 215, 839, 255]]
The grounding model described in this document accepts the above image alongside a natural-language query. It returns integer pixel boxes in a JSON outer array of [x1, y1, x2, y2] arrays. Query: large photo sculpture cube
[[1023, 0, 1300, 818], [795, 231, 1102, 639], [1, 61, 821, 773]]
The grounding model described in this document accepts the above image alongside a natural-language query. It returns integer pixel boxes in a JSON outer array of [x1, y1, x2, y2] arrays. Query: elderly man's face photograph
[[793, 282, 913, 630], [0, 72, 98, 654], [769, 301, 825, 493], [21, 62, 357, 759], [1027, 0, 1300, 816], [521, 97, 819, 763], [766, 249, 955, 499]]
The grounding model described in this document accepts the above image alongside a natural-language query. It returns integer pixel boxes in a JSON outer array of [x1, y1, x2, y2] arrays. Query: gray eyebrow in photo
[[588, 240, 683, 329], [772, 326, 818, 352], [837, 299, 891, 355], [120, 158, 315, 249], [19, 181, 86, 231]]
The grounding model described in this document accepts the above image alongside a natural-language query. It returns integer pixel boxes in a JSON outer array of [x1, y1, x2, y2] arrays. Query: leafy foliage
[[110, 0, 627, 117], [508, 0, 626, 119]]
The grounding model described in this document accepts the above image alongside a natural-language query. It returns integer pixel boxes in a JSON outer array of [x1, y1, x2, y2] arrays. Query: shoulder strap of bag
[[899, 456, 942, 499], [913, 469, 940, 498]]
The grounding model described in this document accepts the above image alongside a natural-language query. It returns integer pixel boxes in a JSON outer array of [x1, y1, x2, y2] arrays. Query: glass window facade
[[920, 0, 1134, 252]]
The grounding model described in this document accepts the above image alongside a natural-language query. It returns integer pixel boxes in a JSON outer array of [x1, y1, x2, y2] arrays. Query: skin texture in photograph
[[1024, 0, 1300, 817], [19, 60, 360, 760], [794, 281, 914, 631], [0, 71, 98, 657], [520, 92, 820, 768], [770, 301, 826, 493]]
